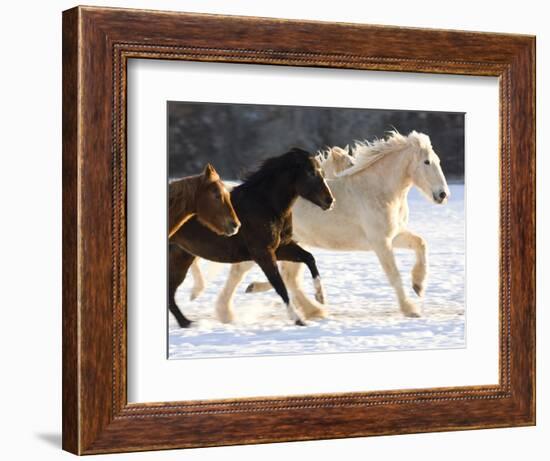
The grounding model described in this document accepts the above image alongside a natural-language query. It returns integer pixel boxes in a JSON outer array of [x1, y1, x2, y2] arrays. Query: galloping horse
[[169, 148, 335, 327], [169, 163, 240, 238], [186, 145, 355, 302], [211, 131, 450, 322]]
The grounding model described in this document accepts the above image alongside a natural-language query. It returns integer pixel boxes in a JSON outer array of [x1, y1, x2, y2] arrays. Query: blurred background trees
[[168, 102, 464, 182]]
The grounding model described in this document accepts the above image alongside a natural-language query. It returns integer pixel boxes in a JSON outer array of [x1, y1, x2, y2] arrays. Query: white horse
[[199, 131, 449, 323]]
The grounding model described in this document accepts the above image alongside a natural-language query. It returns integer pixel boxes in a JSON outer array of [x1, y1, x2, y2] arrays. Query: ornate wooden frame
[[62, 5, 535, 454]]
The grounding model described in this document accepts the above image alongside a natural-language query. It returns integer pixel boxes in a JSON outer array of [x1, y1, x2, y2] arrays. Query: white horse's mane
[[337, 130, 432, 177]]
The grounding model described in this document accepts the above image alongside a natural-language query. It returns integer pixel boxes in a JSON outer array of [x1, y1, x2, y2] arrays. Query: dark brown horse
[[169, 163, 240, 239], [169, 148, 335, 327]]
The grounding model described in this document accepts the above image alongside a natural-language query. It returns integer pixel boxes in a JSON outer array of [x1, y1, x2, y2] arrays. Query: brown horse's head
[[294, 152, 335, 211], [196, 164, 241, 236]]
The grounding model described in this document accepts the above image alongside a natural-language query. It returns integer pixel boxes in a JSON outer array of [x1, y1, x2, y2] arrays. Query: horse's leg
[[168, 243, 195, 327], [253, 251, 306, 326], [215, 261, 255, 323], [245, 279, 272, 293], [244, 262, 296, 294], [189, 259, 206, 300], [372, 240, 421, 317], [276, 242, 326, 304], [281, 261, 328, 319], [393, 230, 428, 297], [245, 262, 326, 319]]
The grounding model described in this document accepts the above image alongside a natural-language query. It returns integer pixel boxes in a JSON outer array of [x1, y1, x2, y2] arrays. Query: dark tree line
[[168, 102, 464, 181]]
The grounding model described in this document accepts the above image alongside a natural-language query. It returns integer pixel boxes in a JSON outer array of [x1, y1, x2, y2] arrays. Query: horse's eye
[[424, 160, 430, 165]]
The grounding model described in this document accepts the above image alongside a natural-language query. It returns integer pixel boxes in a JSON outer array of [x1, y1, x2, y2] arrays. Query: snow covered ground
[[169, 184, 465, 359]]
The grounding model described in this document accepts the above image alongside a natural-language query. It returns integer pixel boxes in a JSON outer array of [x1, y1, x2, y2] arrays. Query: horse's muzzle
[[433, 190, 449, 204], [321, 196, 335, 211], [224, 220, 241, 236]]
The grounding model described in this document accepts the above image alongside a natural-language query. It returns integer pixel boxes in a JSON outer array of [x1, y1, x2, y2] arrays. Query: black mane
[[237, 147, 313, 189]]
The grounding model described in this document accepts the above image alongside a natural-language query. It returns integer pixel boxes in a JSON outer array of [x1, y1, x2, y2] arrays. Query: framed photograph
[[62, 6, 535, 455]]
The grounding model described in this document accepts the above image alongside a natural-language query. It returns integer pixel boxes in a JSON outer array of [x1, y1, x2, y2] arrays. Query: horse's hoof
[[413, 283, 425, 297], [245, 283, 255, 293], [295, 319, 307, 326], [189, 292, 199, 301], [314, 292, 326, 304], [400, 299, 421, 318], [216, 307, 235, 324], [304, 307, 328, 320], [179, 319, 193, 328], [405, 311, 421, 318]]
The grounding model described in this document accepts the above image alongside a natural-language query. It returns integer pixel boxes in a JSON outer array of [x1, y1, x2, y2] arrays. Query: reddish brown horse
[[169, 163, 240, 239], [169, 148, 335, 328]]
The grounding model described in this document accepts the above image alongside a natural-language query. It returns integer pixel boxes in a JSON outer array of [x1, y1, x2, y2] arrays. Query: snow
[[169, 184, 465, 359]]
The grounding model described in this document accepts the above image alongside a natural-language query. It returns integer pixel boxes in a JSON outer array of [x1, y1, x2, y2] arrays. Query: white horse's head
[[407, 131, 450, 204], [320, 146, 355, 178]]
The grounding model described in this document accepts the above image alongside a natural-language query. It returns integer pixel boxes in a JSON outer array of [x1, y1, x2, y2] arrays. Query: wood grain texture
[[61, 7, 79, 454], [62, 5, 536, 455]]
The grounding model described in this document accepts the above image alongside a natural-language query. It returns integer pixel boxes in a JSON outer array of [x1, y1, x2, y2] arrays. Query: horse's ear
[[331, 147, 345, 159], [203, 163, 220, 183]]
